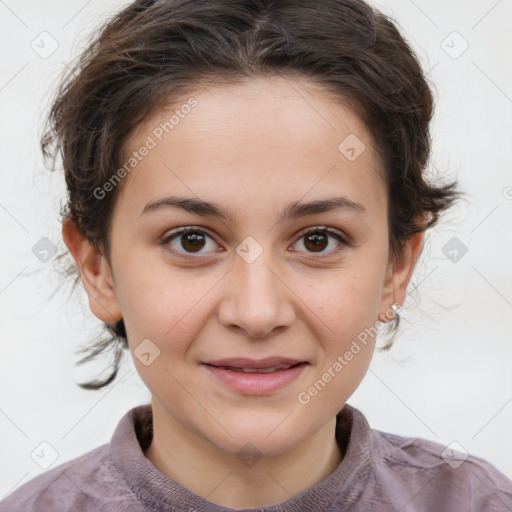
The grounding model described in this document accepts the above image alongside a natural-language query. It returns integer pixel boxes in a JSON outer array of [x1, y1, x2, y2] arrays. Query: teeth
[[253, 364, 293, 373], [218, 364, 297, 373]]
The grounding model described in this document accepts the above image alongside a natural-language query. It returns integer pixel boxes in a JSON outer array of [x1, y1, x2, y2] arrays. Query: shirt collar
[[110, 402, 372, 511]]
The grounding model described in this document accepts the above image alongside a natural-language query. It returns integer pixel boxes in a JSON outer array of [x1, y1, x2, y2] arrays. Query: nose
[[217, 253, 296, 338]]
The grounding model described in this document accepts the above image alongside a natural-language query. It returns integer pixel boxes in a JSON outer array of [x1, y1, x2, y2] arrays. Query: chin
[[209, 419, 309, 460]]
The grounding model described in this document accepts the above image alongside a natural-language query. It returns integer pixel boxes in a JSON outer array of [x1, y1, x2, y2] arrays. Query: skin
[[62, 75, 424, 508]]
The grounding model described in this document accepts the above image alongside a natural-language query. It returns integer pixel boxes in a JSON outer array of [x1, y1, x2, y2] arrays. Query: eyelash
[[159, 226, 349, 260]]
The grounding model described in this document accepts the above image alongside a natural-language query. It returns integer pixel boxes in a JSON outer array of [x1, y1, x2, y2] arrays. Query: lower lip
[[203, 363, 307, 395]]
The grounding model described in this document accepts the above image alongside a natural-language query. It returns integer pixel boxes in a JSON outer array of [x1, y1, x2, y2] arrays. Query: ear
[[62, 216, 123, 324], [378, 229, 425, 322]]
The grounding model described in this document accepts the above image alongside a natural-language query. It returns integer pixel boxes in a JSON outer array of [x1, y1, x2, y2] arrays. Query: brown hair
[[42, 0, 461, 390]]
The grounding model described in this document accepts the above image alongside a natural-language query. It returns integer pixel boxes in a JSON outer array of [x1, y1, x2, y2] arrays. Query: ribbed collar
[[110, 402, 372, 511]]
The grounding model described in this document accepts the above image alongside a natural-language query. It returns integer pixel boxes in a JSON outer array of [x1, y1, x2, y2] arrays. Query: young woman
[[2, 0, 511, 510]]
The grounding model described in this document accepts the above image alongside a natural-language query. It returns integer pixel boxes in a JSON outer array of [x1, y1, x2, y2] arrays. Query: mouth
[[204, 362, 305, 374], [201, 358, 309, 395]]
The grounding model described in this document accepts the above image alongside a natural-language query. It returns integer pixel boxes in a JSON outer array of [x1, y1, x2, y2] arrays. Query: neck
[[144, 400, 343, 508]]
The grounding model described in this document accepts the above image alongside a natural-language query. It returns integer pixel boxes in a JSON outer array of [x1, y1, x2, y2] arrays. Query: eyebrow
[[140, 195, 367, 222]]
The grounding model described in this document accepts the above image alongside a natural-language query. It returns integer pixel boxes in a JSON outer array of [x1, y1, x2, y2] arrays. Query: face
[[64, 75, 422, 458]]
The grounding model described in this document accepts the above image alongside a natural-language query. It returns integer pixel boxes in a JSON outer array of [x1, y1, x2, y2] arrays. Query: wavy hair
[[42, 0, 462, 389]]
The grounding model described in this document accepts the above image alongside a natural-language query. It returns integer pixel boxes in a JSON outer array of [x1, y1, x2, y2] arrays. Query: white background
[[1, 0, 511, 501]]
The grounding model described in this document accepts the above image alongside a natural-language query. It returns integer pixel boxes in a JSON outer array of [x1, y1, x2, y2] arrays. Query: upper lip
[[203, 357, 307, 369]]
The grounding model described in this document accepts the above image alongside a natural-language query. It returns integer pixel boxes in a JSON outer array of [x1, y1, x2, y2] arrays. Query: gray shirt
[[1, 403, 511, 511]]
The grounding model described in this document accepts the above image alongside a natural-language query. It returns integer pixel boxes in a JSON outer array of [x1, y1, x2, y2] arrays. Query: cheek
[[299, 277, 379, 409], [114, 254, 207, 350], [304, 263, 385, 338]]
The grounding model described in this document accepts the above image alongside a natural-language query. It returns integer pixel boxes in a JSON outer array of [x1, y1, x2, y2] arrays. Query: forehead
[[117, 75, 386, 221]]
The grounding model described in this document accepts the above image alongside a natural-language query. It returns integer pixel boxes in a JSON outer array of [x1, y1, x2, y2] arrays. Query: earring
[[377, 302, 401, 325], [389, 302, 402, 327]]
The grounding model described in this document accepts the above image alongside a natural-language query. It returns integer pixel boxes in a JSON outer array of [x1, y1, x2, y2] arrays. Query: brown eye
[[180, 231, 206, 252], [292, 228, 347, 256], [303, 232, 329, 252], [161, 228, 219, 257]]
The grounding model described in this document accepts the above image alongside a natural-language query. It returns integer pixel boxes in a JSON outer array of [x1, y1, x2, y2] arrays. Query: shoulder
[[0, 442, 136, 512], [369, 428, 512, 511]]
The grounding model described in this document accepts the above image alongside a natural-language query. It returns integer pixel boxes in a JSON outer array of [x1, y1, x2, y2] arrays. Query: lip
[[203, 357, 306, 369], [202, 361, 308, 395]]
